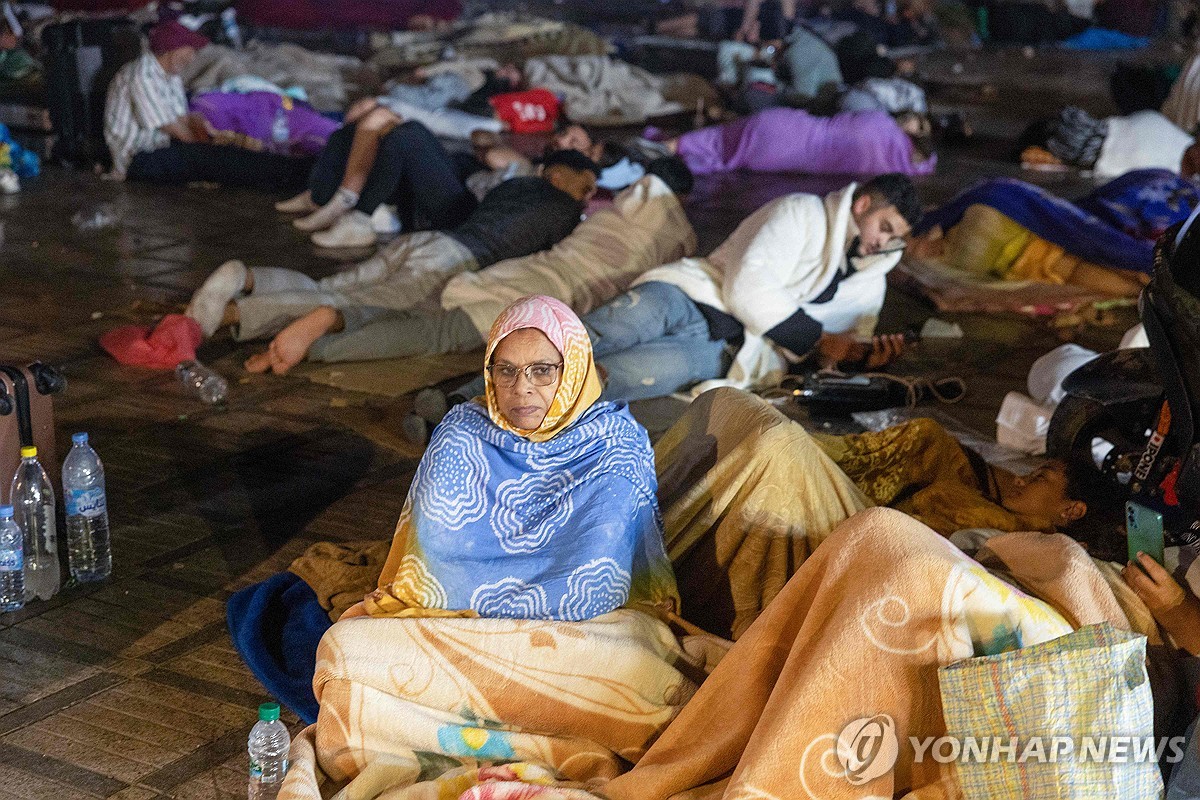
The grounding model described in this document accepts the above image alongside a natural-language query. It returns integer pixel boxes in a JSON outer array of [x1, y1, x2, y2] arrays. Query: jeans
[[127, 142, 312, 192], [584, 281, 729, 401], [450, 283, 729, 404], [307, 120, 476, 230]]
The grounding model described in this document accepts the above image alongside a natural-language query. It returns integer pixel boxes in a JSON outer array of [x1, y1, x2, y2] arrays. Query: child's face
[[0, 30, 18, 50]]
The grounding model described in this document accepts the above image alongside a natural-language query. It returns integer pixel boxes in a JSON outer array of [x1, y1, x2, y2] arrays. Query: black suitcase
[[41, 18, 142, 168]]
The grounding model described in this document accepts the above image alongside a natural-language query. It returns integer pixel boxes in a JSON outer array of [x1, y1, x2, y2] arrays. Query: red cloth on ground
[[489, 89, 561, 134], [99, 314, 202, 370]]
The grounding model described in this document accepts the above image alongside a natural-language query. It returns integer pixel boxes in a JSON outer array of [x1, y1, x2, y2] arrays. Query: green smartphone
[[1126, 501, 1165, 565]]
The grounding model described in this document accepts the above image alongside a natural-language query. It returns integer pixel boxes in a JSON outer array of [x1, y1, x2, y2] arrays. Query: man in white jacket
[[575, 172, 922, 400]]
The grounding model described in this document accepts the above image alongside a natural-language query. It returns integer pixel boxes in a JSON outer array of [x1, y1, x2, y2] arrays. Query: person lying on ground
[[186, 91, 338, 158], [184, 149, 599, 369], [271, 60, 523, 234], [275, 117, 634, 249], [468, 121, 691, 200], [379, 59, 523, 133], [499, 173, 923, 402], [253, 172, 910, 397], [1019, 107, 1194, 179], [226, 169, 695, 384], [103, 21, 312, 192], [232, 165, 696, 379], [662, 107, 936, 176], [908, 169, 1199, 296], [816, 417, 1099, 534]]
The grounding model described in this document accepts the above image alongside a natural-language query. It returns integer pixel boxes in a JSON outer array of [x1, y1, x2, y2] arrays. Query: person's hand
[[817, 332, 908, 369], [186, 113, 213, 143], [1123, 552, 1187, 614], [817, 331, 863, 368], [1123, 552, 1200, 654], [864, 334, 907, 369]]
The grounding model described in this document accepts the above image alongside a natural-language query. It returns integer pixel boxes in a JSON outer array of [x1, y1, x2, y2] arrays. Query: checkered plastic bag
[[938, 623, 1162, 799]]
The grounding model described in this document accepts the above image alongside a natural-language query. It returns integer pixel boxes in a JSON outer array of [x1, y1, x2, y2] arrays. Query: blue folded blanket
[[227, 572, 332, 725]]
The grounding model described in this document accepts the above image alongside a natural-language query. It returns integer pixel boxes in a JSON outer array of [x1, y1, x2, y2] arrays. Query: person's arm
[[1123, 552, 1200, 655]]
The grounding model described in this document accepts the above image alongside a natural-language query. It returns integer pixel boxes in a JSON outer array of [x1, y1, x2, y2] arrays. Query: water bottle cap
[[0, 505, 11, 518], [72, 433, 88, 444], [19, 446, 36, 458], [258, 702, 281, 721]]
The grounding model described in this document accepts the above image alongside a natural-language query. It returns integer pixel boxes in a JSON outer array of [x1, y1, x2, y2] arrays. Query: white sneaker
[[294, 196, 353, 232], [186, 259, 247, 337], [0, 169, 19, 195], [275, 190, 317, 214], [312, 211, 376, 249], [371, 204, 402, 235]]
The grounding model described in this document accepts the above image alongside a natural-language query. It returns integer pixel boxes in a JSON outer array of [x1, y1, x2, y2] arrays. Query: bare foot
[[263, 307, 340, 375], [244, 351, 273, 373]]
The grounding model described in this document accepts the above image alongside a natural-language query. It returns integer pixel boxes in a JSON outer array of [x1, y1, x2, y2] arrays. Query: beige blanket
[[443, 174, 697, 337], [183, 42, 371, 112]]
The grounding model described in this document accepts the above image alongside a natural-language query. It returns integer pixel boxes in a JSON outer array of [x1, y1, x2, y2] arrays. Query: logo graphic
[[836, 714, 899, 786]]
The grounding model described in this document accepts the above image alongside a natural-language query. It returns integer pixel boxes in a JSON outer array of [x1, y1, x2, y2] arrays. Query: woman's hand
[[1122, 552, 1200, 655]]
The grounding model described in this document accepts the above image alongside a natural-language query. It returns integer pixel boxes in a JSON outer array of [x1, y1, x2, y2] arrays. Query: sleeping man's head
[[851, 173, 922, 256]]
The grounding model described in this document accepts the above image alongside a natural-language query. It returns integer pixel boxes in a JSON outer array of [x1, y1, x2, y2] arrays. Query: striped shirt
[[104, 52, 187, 178]]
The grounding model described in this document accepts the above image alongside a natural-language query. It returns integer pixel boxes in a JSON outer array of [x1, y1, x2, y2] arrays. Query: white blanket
[[634, 185, 901, 393], [1094, 111, 1192, 178]]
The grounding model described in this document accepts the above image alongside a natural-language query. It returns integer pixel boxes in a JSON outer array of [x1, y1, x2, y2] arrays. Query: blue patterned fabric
[[917, 170, 1200, 275], [378, 400, 678, 621]]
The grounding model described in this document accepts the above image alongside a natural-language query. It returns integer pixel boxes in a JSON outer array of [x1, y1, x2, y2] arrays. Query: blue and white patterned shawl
[[367, 400, 679, 621]]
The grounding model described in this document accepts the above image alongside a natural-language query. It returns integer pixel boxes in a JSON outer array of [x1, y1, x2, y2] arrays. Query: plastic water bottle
[[62, 433, 111, 583], [0, 506, 24, 613], [248, 702, 290, 799], [11, 446, 58, 601], [271, 106, 290, 154], [176, 360, 228, 405]]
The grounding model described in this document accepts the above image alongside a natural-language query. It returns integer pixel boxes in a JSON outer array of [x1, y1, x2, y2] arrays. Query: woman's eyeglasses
[[488, 362, 564, 388]]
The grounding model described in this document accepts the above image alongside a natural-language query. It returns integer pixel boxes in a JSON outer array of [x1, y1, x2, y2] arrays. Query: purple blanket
[[676, 109, 937, 176], [190, 91, 338, 157]]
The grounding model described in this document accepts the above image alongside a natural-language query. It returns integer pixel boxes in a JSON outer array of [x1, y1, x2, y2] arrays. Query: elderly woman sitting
[[346, 293, 679, 621], [279, 295, 691, 798]]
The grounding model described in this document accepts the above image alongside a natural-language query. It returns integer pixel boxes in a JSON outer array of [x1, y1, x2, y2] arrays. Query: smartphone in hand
[[1127, 501, 1166, 566]]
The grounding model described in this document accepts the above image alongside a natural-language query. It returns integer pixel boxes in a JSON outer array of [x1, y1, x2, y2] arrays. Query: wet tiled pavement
[[0, 43, 1152, 797]]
